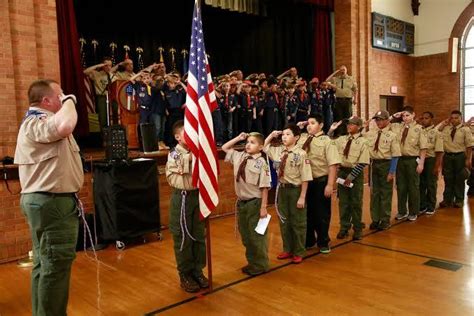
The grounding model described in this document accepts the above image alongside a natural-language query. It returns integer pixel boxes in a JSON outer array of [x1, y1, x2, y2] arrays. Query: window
[[463, 21, 474, 119]]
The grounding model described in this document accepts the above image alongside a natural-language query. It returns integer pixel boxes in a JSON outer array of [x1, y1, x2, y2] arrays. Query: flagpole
[[205, 217, 213, 291]]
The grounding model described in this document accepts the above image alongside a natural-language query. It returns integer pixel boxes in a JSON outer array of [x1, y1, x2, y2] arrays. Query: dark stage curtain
[[56, 0, 89, 136], [73, 0, 331, 80]]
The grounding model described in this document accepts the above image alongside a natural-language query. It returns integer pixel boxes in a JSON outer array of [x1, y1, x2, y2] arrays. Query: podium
[[108, 80, 140, 148]]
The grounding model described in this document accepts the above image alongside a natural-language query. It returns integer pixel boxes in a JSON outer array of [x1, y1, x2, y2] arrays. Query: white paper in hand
[[255, 214, 271, 235], [336, 177, 354, 188]]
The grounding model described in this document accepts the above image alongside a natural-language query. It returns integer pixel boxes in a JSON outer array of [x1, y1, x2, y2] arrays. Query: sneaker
[[407, 214, 418, 221], [319, 246, 331, 254], [425, 209, 435, 215], [369, 222, 379, 230], [241, 265, 250, 274], [439, 201, 452, 208], [179, 273, 200, 293], [453, 202, 463, 208], [336, 231, 349, 239], [352, 231, 362, 240], [395, 213, 408, 220], [277, 252, 292, 260], [192, 272, 209, 288], [292, 255, 303, 264], [419, 208, 427, 214], [378, 222, 391, 230]]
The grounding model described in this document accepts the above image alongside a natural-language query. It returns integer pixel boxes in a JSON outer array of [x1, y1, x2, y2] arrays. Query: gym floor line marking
[[144, 216, 417, 315], [353, 242, 469, 267]]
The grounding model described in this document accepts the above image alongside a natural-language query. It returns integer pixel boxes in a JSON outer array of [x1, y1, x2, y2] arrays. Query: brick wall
[[414, 53, 459, 121], [368, 49, 415, 115], [0, 0, 60, 263], [0, 0, 60, 158]]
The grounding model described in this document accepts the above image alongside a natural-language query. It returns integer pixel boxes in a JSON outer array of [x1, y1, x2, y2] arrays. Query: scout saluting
[[329, 117, 370, 240], [264, 124, 313, 263], [390, 106, 428, 221], [363, 110, 401, 230], [166, 121, 208, 293], [437, 110, 473, 208], [222, 132, 272, 276]]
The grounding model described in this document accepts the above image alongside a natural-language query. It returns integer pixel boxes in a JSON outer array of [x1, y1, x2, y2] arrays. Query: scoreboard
[[372, 12, 414, 54]]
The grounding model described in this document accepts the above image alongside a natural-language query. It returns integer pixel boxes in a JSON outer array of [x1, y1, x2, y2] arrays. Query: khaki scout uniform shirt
[[225, 150, 271, 200], [263, 145, 313, 185], [391, 122, 428, 156], [330, 74, 357, 98], [364, 125, 401, 159], [14, 107, 84, 193], [87, 70, 110, 96], [424, 125, 444, 158], [335, 132, 370, 168], [298, 132, 341, 178], [441, 123, 474, 153], [166, 144, 195, 191]]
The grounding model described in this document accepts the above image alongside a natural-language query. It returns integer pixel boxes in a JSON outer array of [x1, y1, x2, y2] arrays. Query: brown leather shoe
[[179, 273, 200, 293]]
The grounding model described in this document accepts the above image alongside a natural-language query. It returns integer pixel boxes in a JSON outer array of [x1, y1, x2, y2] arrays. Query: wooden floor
[[1, 182, 473, 315]]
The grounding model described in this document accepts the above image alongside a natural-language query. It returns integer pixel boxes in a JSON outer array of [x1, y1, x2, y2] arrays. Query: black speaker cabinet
[[103, 125, 128, 161]]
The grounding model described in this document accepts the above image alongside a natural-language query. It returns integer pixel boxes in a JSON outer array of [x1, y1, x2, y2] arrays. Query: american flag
[[184, 0, 219, 219]]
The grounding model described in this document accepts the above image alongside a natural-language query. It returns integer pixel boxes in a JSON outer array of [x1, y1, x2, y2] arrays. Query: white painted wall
[[414, 0, 470, 56], [371, 0, 471, 56], [372, 0, 414, 24]]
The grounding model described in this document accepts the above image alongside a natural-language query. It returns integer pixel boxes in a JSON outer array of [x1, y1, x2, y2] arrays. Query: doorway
[[380, 95, 404, 114]]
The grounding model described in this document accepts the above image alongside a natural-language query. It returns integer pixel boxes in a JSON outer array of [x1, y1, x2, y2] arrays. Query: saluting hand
[[270, 130, 283, 138], [238, 132, 248, 141], [393, 112, 402, 119], [296, 121, 308, 129], [329, 121, 342, 131]]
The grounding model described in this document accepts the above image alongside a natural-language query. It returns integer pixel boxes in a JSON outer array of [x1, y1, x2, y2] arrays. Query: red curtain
[[313, 7, 333, 81], [56, 0, 89, 136]]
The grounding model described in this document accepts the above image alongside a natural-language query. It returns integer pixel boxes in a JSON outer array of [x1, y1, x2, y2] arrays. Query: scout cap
[[372, 110, 390, 120]]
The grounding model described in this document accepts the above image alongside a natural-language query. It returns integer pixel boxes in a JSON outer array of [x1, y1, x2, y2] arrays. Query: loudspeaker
[[140, 123, 159, 153], [103, 125, 128, 160]]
